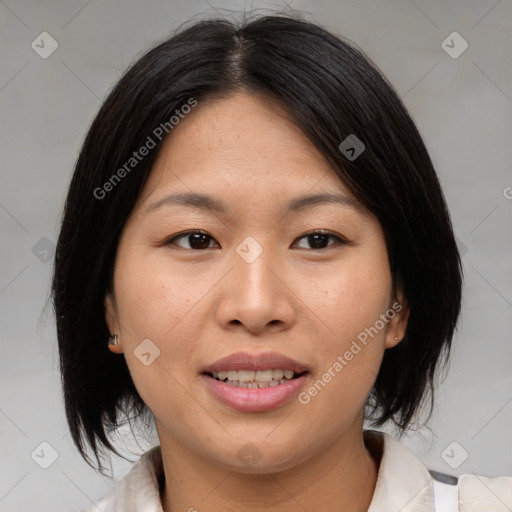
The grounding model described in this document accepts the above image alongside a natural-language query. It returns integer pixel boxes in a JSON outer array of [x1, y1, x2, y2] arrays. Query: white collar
[[364, 430, 436, 511], [99, 430, 439, 511]]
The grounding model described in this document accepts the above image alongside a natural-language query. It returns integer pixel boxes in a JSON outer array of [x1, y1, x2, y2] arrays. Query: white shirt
[[81, 430, 512, 511]]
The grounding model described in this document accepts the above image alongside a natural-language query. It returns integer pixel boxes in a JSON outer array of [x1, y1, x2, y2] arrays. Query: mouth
[[200, 352, 310, 412]]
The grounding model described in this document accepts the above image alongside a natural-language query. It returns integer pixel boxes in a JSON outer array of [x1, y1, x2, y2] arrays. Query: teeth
[[225, 380, 282, 388], [255, 370, 273, 382], [238, 370, 256, 382], [210, 368, 299, 384], [227, 370, 238, 381], [272, 369, 284, 380], [284, 369, 294, 379]]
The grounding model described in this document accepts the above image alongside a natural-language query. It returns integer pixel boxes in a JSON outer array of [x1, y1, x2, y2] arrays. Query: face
[[105, 92, 408, 474]]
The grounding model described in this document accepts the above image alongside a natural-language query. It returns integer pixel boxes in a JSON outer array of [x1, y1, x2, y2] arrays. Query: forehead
[[137, 92, 358, 211]]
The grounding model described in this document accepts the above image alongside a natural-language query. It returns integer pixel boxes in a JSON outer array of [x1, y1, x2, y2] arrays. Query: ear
[[105, 292, 123, 353], [385, 292, 410, 349]]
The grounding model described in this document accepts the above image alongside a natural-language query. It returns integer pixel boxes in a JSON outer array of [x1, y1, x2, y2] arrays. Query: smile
[[201, 351, 311, 412], [209, 369, 302, 388]]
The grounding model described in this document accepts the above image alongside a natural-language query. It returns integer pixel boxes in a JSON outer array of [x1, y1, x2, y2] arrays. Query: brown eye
[[293, 231, 346, 250], [166, 231, 219, 250]]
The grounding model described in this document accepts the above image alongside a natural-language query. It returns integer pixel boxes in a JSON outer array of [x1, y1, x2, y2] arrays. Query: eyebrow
[[144, 191, 360, 215]]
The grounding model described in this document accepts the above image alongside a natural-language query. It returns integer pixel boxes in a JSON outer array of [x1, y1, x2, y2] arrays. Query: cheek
[[114, 248, 211, 337], [293, 247, 392, 407], [296, 250, 392, 341], [295, 278, 390, 432], [112, 249, 213, 400]]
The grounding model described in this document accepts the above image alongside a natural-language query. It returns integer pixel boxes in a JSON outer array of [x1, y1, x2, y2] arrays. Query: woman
[[52, 14, 511, 511]]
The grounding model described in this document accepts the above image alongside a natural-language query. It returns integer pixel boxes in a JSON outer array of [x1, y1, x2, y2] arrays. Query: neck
[[159, 426, 379, 512]]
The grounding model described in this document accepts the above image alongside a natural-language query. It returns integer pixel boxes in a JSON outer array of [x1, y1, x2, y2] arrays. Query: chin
[[205, 441, 308, 475]]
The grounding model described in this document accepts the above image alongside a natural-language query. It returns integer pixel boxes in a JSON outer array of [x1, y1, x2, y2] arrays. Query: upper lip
[[202, 351, 310, 374]]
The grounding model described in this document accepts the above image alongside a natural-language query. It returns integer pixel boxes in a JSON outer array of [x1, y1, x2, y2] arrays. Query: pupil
[[309, 233, 329, 249], [189, 233, 210, 249]]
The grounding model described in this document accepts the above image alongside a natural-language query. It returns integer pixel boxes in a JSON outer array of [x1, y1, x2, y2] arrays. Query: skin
[[105, 92, 409, 512]]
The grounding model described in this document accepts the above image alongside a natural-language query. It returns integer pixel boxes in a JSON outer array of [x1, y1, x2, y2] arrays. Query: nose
[[215, 245, 296, 335]]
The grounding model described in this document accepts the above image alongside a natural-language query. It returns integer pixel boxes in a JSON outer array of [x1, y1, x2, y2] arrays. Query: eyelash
[[163, 230, 350, 251]]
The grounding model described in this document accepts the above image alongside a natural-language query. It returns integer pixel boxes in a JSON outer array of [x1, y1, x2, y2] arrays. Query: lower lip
[[201, 373, 309, 412]]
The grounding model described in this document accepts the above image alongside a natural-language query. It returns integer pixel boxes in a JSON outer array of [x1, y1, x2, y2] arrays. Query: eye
[[293, 230, 347, 250], [163, 230, 347, 250], [164, 230, 220, 250]]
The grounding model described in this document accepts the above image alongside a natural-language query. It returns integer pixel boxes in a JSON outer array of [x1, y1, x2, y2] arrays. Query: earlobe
[[385, 334, 402, 349], [104, 293, 123, 353], [385, 296, 410, 349]]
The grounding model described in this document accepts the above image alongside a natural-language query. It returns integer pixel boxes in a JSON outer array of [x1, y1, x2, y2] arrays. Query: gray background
[[1, 0, 511, 510]]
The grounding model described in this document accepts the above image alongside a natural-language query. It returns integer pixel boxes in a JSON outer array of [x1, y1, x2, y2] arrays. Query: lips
[[201, 352, 310, 412], [202, 351, 310, 374]]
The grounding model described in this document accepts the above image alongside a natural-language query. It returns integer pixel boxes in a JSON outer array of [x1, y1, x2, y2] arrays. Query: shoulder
[[432, 473, 512, 511], [79, 445, 164, 512], [365, 430, 512, 511]]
